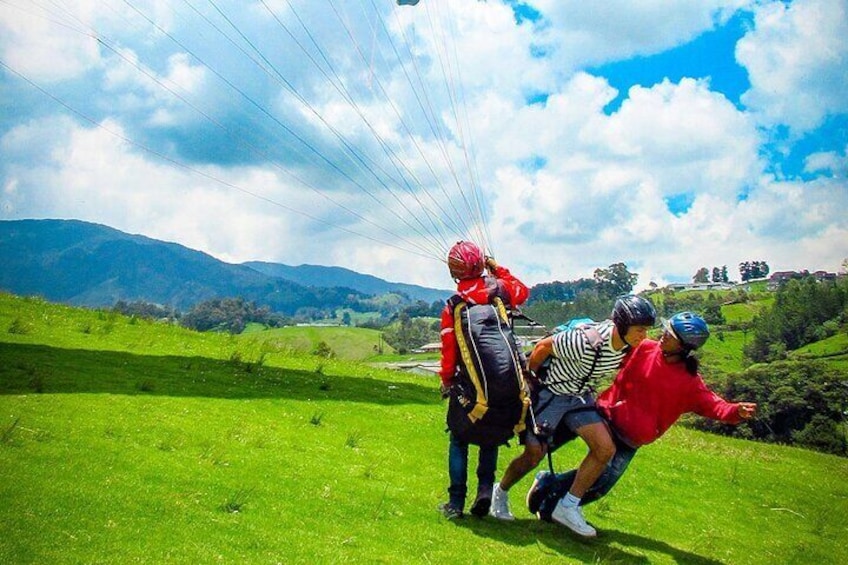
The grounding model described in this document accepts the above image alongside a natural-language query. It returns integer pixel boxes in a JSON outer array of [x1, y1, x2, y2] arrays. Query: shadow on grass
[[453, 518, 725, 564], [0, 342, 437, 405]]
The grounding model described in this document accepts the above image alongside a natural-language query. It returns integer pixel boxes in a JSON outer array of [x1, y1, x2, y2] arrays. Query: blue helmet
[[666, 312, 710, 350]]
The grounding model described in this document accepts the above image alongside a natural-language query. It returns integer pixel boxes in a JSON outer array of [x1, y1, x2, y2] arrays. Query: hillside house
[[665, 282, 736, 292], [767, 270, 838, 290], [413, 342, 441, 354]]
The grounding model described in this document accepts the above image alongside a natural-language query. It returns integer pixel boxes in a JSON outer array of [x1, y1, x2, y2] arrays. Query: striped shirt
[[544, 320, 627, 396]]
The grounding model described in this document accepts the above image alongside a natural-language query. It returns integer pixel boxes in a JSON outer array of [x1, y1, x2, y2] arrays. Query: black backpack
[[445, 289, 530, 446]]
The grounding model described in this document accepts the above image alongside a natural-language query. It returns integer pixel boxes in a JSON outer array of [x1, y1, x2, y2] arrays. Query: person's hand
[[485, 256, 498, 272], [737, 402, 757, 419], [440, 382, 452, 399]]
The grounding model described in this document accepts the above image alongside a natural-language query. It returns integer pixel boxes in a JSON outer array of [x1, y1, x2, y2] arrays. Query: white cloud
[[737, 0, 848, 133], [597, 78, 761, 199], [0, 1, 102, 81], [479, 70, 846, 286], [804, 148, 847, 176], [528, 0, 754, 69]]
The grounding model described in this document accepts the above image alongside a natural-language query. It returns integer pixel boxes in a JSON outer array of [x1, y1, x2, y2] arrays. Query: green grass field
[[721, 300, 771, 325], [1, 294, 846, 564], [239, 324, 395, 361]]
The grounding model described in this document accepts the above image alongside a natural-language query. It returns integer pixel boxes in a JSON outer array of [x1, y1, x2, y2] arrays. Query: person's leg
[[551, 416, 615, 537], [443, 433, 468, 517], [490, 435, 546, 520], [469, 444, 498, 517], [533, 439, 638, 520], [567, 421, 616, 499], [476, 444, 498, 487], [579, 443, 638, 505], [498, 439, 546, 491], [525, 417, 582, 518], [492, 387, 573, 521]]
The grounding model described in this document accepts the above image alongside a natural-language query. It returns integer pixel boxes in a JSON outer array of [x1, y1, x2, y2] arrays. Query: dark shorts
[[523, 387, 604, 451]]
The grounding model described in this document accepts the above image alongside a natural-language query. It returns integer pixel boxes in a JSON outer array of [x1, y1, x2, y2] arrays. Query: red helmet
[[447, 241, 484, 280]]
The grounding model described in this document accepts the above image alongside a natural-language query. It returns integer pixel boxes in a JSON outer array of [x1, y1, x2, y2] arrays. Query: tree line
[[745, 275, 847, 363], [114, 297, 288, 333], [690, 261, 771, 283]]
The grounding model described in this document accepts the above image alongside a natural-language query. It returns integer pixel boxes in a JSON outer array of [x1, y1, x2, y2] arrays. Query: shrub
[[695, 359, 847, 456]]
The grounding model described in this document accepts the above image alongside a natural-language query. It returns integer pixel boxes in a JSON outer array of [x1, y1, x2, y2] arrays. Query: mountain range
[[0, 219, 451, 314]]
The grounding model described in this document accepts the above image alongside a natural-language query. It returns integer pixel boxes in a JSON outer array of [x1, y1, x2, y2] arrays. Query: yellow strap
[[469, 402, 488, 422], [514, 392, 529, 434], [493, 296, 510, 324], [453, 301, 488, 417]]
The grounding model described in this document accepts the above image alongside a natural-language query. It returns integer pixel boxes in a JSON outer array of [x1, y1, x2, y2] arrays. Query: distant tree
[[593, 262, 638, 299], [381, 312, 438, 353], [711, 267, 722, 283], [721, 265, 729, 282], [313, 341, 335, 358], [739, 261, 769, 281], [181, 297, 270, 333], [358, 318, 389, 330], [693, 267, 710, 283], [702, 302, 725, 325], [523, 291, 613, 329], [401, 300, 442, 318], [113, 300, 178, 321], [528, 279, 595, 304]]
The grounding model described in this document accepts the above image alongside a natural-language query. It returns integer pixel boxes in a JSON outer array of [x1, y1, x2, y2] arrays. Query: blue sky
[[1, 0, 846, 289], [591, 12, 752, 114]]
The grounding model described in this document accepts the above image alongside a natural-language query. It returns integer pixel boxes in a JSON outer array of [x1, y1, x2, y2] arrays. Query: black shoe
[[469, 486, 492, 517], [438, 502, 464, 520], [526, 471, 557, 522]]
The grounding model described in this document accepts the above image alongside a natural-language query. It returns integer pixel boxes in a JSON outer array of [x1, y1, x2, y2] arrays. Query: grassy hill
[[240, 322, 396, 361], [1, 293, 846, 564]]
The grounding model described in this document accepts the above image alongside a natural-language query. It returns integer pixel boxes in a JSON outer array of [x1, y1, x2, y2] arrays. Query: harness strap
[[453, 300, 488, 422], [497, 297, 529, 435]]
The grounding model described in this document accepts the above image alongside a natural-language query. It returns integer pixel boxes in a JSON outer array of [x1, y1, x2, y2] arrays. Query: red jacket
[[438, 265, 529, 386], [597, 339, 742, 447]]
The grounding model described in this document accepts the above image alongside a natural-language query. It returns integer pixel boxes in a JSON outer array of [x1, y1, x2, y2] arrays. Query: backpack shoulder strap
[[490, 295, 510, 324], [579, 324, 604, 352], [446, 293, 463, 311], [451, 299, 488, 422], [577, 324, 604, 384]]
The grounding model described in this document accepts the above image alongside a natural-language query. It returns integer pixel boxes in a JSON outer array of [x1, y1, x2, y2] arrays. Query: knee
[[592, 440, 616, 464], [524, 444, 546, 467]]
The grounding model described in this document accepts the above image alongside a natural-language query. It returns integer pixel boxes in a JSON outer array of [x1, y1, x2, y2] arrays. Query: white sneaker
[[552, 501, 597, 537], [488, 483, 515, 521]]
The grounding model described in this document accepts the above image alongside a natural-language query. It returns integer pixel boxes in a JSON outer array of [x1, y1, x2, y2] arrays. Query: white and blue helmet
[[665, 312, 710, 350]]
